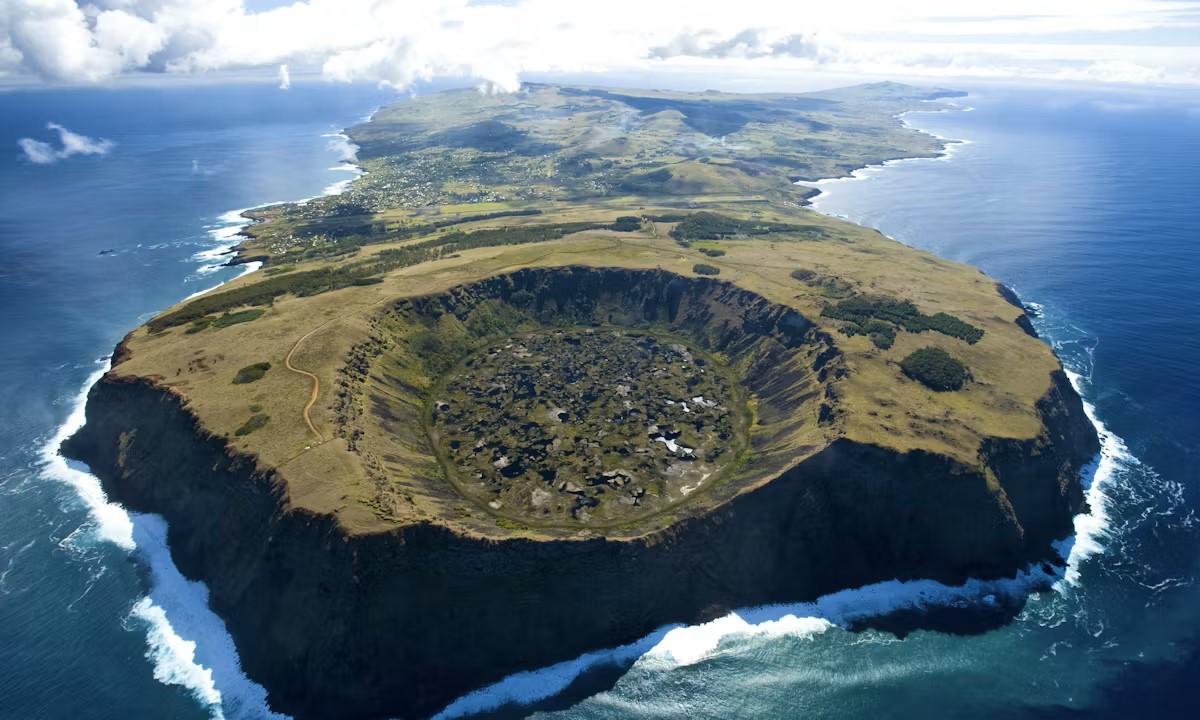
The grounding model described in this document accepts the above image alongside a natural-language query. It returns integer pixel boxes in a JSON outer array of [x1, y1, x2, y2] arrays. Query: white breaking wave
[[190, 208, 255, 278], [323, 131, 359, 162], [131, 514, 287, 720], [41, 366, 135, 551], [38, 110, 385, 718], [798, 100, 975, 204], [43, 367, 284, 719], [1055, 370, 1125, 587], [319, 131, 365, 196], [129, 599, 224, 716], [433, 627, 676, 719], [435, 565, 1063, 719]]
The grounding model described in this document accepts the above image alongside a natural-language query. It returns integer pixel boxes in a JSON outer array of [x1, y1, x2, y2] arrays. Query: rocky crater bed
[[342, 266, 831, 536], [429, 328, 749, 526]]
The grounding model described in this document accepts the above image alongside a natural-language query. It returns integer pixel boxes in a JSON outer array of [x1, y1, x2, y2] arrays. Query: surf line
[[40, 117, 375, 719]]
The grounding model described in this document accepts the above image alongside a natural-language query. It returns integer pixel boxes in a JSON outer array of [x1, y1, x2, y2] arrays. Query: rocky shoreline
[[63, 350, 1097, 719]]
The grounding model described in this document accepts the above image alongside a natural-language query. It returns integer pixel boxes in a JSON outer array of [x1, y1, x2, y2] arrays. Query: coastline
[[311, 90, 1115, 719], [43, 112, 381, 718], [797, 97, 975, 206], [42, 366, 282, 717], [430, 95, 1120, 720], [804, 97, 1122, 588], [435, 563, 1069, 719], [187, 126, 370, 298], [55, 90, 1109, 720]]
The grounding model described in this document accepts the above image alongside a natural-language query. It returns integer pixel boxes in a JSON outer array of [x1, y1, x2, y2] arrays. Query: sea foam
[[435, 564, 1064, 719], [799, 100, 975, 204], [38, 109, 388, 719], [43, 366, 282, 719]]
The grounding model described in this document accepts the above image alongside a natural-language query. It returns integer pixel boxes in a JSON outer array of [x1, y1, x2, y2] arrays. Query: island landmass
[[63, 82, 1099, 719]]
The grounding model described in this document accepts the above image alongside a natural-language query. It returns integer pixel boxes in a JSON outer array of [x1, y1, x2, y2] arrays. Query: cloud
[[0, 1, 1198, 89], [650, 29, 840, 62], [277, 62, 289, 89], [17, 122, 114, 164]]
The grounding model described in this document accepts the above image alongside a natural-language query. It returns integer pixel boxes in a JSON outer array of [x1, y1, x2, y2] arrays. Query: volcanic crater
[[351, 266, 835, 536]]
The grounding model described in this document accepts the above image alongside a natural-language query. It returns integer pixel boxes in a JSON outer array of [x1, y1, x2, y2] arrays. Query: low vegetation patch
[[234, 413, 270, 436], [643, 213, 688, 223], [900, 347, 968, 391], [182, 309, 267, 334], [233, 362, 271, 384], [609, 216, 642, 232], [692, 263, 720, 276], [699, 248, 725, 257], [212, 309, 266, 328], [822, 295, 983, 348], [790, 268, 817, 282], [669, 212, 818, 241]]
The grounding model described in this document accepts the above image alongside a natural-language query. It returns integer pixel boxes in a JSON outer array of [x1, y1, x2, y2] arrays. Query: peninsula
[[64, 82, 1098, 719]]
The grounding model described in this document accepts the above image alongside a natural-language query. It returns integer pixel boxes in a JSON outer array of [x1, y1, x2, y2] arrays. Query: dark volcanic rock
[[63, 358, 1097, 719]]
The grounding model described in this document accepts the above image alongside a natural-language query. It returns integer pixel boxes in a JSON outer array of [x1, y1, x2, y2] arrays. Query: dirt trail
[[285, 325, 327, 443]]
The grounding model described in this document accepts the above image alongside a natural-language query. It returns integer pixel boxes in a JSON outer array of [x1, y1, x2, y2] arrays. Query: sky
[[1, 0, 1198, 90]]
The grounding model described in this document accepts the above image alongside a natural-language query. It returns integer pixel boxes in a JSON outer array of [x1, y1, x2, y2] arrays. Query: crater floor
[[427, 328, 749, 526]]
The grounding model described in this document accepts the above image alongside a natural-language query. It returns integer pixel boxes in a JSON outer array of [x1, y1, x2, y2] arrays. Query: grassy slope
[[110, 83, 1057, 537]]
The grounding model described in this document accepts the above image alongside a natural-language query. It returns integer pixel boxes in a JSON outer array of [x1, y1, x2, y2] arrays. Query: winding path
[[285, 325, 327, 443]]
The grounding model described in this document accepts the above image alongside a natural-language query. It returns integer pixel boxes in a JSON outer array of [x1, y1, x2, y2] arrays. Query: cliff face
[[63, 366, 1098, 720]]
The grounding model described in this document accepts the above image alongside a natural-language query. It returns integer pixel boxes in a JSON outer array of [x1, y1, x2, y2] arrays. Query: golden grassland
[[108, 83, 1059, 538], [116, 207, 1056, 536]]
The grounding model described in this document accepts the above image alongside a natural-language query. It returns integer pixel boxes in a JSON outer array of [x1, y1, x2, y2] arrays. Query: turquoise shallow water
[[0, 80, 1197, 719]]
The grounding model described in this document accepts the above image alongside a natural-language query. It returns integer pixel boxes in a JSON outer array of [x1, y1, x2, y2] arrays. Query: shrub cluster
[[608, 216, 643, 232], [234, 413, 270, 436], [286, 208, 545, 257], [669, 212, 809, 241], [822, 295, 983, 348], [692, 263, 721, 276], [900, 347, 968, 391], [184, 308, 267, 334], [699, 248, 725, 257], [233, 362, 271, 384]]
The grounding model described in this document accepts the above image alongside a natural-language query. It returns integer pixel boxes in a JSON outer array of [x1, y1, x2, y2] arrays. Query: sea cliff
[[63, 361, 1097, 719]]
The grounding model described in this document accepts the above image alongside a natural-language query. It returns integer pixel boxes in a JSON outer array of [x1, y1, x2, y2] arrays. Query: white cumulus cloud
[[17, 122, 114, 164], [0, 0, 1197, 88]]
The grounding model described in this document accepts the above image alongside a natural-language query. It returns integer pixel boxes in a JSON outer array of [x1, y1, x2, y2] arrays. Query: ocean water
[[0, 81, 392, 719], [1, 80, 1197, 719]]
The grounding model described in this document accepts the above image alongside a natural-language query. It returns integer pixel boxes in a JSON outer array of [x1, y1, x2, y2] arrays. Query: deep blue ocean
[[0, 79, 1197, 719]]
